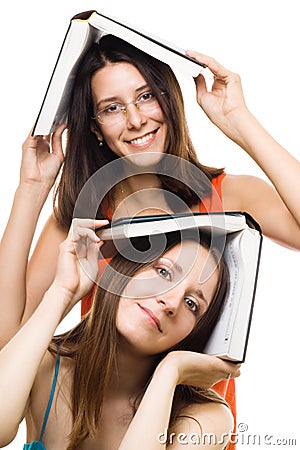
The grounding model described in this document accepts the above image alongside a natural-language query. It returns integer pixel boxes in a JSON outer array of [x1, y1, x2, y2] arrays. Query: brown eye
[[138, 91, 154, 103], [184, 297, 199, 314]]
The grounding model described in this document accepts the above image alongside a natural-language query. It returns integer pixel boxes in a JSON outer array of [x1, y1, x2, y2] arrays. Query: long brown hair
[[54, 35, 224, 228], [50, 232, 229, 449]]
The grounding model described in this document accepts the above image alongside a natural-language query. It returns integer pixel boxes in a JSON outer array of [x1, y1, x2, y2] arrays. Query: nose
[[125, 103, 146, 129], [156, 290, 181, 316]]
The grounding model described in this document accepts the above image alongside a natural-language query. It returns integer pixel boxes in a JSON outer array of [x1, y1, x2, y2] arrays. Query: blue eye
[[184, 297, 199, 314], [157, 267, 172, 281]]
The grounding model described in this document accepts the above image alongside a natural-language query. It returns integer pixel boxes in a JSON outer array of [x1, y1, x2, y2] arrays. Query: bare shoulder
[[26, 351, 58, 438], [32, 350, 73, 397], [29, 213, 68, 259], [222, 173, 300, 249], [168, 402, 233, 449], [27, 351, 73, 441], [221, 173, 271, 211], [37, 213, 68, 242]]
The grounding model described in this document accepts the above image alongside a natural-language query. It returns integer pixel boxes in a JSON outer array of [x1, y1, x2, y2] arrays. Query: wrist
[[224, 107, 261, 149], [154, 353, 181, 386], [16, 180, 52, 205], [45, 283, 77, 315]]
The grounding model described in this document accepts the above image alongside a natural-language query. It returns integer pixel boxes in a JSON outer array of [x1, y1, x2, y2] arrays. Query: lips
[[138, 304, 162, 332], [126, 130, 158, 146]]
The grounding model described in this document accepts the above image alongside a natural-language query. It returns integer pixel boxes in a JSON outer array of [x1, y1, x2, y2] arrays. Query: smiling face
[[116, 240, 220, 356], [91, 62, 168, 167]]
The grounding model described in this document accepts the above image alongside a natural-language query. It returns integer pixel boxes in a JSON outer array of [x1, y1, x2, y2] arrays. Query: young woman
[[0, 219, 241, 450]]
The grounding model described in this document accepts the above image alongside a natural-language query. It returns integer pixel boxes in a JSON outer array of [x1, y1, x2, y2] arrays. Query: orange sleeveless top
[[81, 172, 236, 448], [200, 173, 237, 450]]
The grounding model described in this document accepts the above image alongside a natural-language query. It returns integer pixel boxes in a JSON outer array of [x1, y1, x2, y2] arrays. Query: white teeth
[[130, 133, 154, 145]]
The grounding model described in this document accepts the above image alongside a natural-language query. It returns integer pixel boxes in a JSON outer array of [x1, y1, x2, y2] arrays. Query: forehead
[[91, 62, 146, 98], [161, 240, 218, 284]]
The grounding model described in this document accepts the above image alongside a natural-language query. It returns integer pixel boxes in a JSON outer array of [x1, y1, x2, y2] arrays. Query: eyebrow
[[95, 83, 149, 110], [159, 257, 183, 275], [195, 288, 209, 307]]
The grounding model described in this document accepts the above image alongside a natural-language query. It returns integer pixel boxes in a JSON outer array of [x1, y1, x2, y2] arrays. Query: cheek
[[172, 317, 196, 344], [151, 107, 165, 122], [99, 124, 122, 150], [102, 133, 121, 155], [116, 299, 136, 335], [122, 274, 154, 299]]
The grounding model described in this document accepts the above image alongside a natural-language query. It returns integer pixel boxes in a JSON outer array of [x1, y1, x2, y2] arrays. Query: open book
[[33, 10, 206, 136], [97, 212, 262, 362]]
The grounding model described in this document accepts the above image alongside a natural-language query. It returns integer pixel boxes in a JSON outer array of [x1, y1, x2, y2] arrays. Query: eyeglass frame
[[91, 91, 167, 125]]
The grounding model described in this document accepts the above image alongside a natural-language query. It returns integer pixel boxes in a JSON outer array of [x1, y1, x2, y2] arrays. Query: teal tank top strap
[[23, 346, 61, 450]]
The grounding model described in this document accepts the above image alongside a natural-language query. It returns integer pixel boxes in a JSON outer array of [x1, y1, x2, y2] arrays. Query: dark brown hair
[[50, 232, 229, 449], [54, 35, 224, 228]]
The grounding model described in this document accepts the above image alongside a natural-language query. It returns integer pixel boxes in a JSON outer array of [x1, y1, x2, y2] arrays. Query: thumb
[[84, 241, 100, 280], [193, 73, 208, 103], [51, 124, 67, 163]]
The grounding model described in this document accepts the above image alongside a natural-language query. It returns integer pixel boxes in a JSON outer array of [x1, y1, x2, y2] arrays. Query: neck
[[124, 173, 162, 194], [113, 174, 173, 219], [106, 342, 159, 398]]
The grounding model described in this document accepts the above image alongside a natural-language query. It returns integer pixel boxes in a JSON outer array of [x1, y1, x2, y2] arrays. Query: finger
[[193, 73, 208, 99], [73, 227, 100, 244], [72, 218, 109, 229], [22, 132, 39, 151], [186, 51, 232, 80], [71, 219, 109, 241], [224, 362, 242, 379], [51, 124, 67, 160], [86, 240, 101, 263]]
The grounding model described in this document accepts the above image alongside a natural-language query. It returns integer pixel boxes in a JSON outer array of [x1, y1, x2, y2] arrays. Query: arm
[[187, 51, 300, 250], [118, 351, 240, 450], [0, 219, 107, 446], [24, 213, 68, 323], [0, 127, 66, 346]]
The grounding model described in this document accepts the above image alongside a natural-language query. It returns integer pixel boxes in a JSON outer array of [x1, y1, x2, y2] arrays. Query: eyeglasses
[[93, 91, 165, 126]]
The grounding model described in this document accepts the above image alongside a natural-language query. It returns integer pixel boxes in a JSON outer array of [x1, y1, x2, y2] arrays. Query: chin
[[125, 151, 165, 168]]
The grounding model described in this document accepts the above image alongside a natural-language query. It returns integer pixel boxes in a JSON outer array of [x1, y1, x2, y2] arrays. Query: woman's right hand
[[51, 218, 109, 310], [159, 350, 241, 390], [20, 124, 66, 187]]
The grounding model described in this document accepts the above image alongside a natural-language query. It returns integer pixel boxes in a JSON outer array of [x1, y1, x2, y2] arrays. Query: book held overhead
[[97, 212, 262, 363], [33, 10, 206, 136]]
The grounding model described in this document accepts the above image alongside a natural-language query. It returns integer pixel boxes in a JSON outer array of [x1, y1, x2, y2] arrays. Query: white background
[[1, 1, 299, 448]]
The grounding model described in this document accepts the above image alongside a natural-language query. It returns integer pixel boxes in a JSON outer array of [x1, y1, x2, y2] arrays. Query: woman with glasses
[[0, 218, 241, 450]]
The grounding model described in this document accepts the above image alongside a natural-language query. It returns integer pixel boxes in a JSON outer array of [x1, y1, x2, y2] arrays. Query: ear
[[90, 121, 103, 143]]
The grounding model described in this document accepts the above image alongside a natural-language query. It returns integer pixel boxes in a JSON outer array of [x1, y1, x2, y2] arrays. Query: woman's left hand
[[186, 51, 248, 137], [158, 350, 241, 390]]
